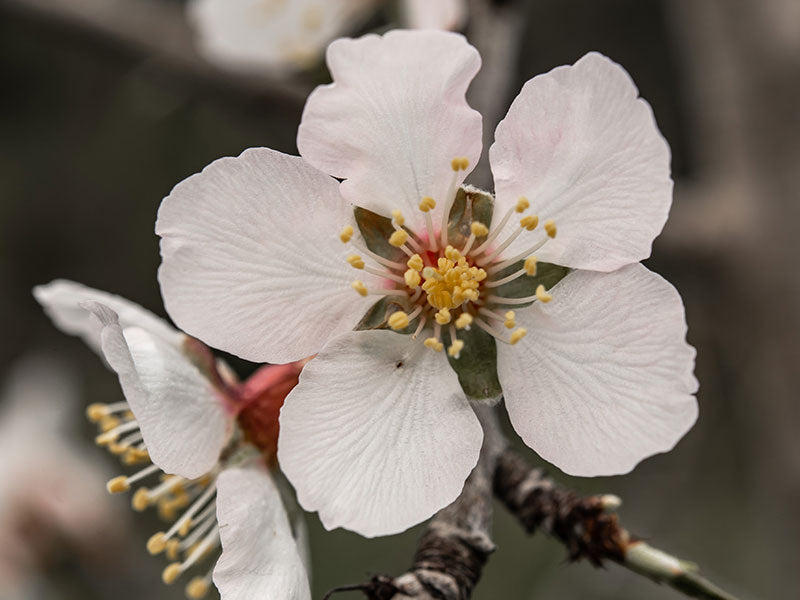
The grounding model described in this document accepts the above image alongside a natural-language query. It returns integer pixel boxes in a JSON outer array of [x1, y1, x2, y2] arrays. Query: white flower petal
[[214, 466, 310, 600], [188, 0, 376, 73], [497, 264, 698, 476], [86, 303, 230, 479], [278, 330, 482, 537], [490, 52, 672, 272], [157, 147, 378, 364], [297, 29, 482, 232], [403, 0, 467, 31], [33, 279, 180, 355]]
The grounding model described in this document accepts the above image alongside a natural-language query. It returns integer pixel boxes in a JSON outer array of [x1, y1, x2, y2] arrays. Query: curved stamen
[[440, 157, 469, 248], [472, 197, 530, 256], [486, 238, 549, 275], [419, 197, 439, 252], [486, 284, 553, 305], [411, 314, 428, 339]]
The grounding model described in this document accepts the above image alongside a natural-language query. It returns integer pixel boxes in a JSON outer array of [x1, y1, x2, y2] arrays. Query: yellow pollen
[[99, 416, 121, 432], [520, 215, 539, 231], [186, 578, 210, 599], [351, 281, 367, 297], [536, 284, 553, 303], [106, 476, 129, 494], [391, 209, 405, 225], [86, 403, 108, 422], [407, 254, 424, 271], [108, 441, 127, 455], [388, 311, 410, 331], [404, 269, 421, 288], [504, 310, 516, 329], [516, 197, 530, 213], [132, 488, 150, 511], [147, 532, 167, 555], [424, 337, 444, 352], [418, 196, 436, 212], [444, 245, 462, 261], [346, 254, 365, 269], [162, 563, 182, 585], [544, 219, 557, 238], [389, 229, 409, 247], [448, 339, 465, 358], [455, 313, 473, 330], [524, 256, 538, 275], [450, 157, 469, 171], [178, 518, 192, 537], [339, 225, 354, 243], [435, 308, 451, 325], [123, 448, 149, 465], [166, 538, 181, 561], [421, 257, 486, 311], [510, 328, 527, 345], [470, 221, 489, 237]]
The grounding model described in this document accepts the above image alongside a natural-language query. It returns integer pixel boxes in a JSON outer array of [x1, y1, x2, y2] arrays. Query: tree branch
[[493, 449, 742, 600]]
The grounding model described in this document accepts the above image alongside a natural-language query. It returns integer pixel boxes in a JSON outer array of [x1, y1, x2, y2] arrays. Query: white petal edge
[[403, 0, 467, 31], [497, 264, 698, 476], [85, 302, 231, 479], [157, 147, 378, 364], [297, 29, 482, 233], [278, 330, 482, 537], [33, 279, 181, 355], [187, 0, 377, 74], [490, 52, 673, 272], [214, 466, 311, 600]]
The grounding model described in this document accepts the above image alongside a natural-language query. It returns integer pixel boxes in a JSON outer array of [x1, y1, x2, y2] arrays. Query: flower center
[[341, 157, 558, 358]]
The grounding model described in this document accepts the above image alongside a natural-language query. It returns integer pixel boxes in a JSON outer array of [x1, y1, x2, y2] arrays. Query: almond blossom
[[34, 280, 311, 600], [156, 30, 698, 538], [188, 0, 466, 72]]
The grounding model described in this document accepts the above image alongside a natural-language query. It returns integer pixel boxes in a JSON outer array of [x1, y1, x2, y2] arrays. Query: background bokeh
[[1, 0, 797, 598]]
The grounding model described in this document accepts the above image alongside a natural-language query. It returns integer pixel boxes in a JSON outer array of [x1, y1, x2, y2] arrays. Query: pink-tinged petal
[[297, 29, 482, 232], [86, 303, 231, 479], [33, 280, 181, 355], [188, 0, 377, 74], [278, 330, 482, 537], [157, 148, 378, 364], [490, 52, 672, 272], [497, 264, 698, 476], [214, 466, 310, 600], [403, 0, 467, 31]]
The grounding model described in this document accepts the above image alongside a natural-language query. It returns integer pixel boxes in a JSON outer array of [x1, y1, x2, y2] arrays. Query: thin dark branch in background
[[0, 0, 310, 106]]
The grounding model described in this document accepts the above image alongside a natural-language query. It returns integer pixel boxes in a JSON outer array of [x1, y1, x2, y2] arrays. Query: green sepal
[[446, 186, 495, 249], [446, 325, 503, 404], [490, 262, 570, 309], [353, 206, 411, 263], [354, 296, 418, 335]]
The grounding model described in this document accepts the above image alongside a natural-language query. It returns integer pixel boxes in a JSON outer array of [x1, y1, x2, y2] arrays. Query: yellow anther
[[444, 245, 462, 261], [123, 448, 149, 465], [450, 157, 469, 171], [178, 518, 192, 537], [520, 215, 539, 231], [391, 209, 405, 226], [389, 229, 409, 247], [166, 538, 181, 561], [504, 310, 516, 329], [147, 532, 167, 555], [162, 563, 183, 585], [510, 328, 527, 345], [422, 266, 438, 281], [470, 221, 489, 237], [131, 488, 150, 511], [455, 313, 473, 330], [346, 254, 365, 269], [407, 254, 424, 271], [99, 415, 121, 432], [351, 281, 367, 297], [536, 284, 553, 303], [544, 219, 557, 238], [515, 197, 530, 213], [505, 310, 515, 320], [86, 403, 109, 422], [424, 337, 444, 352], [447, 339, 465, 358], [388, 311, 410, 331], [524, 256, 538, 275], [435, 308, 451, 325], [106, 476, 129, 494], [186, 578, 210, 599], [418, 196, 436, 212], [95, 430, 118, 446], [404, 269, 421, 288], [108, 441, 127, 455], [339, 225, 354, 243]]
